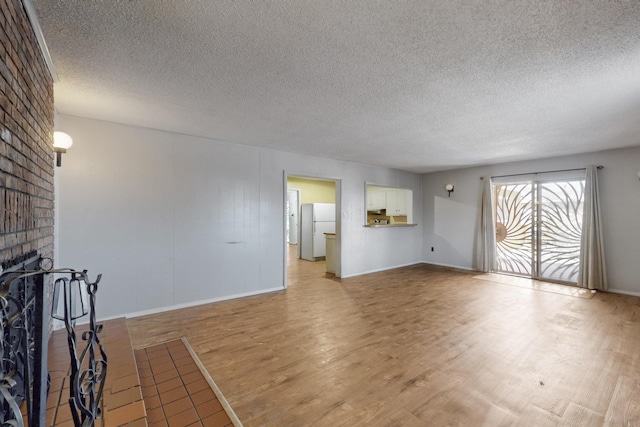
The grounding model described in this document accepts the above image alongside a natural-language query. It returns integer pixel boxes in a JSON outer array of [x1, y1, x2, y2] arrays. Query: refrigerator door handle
[[313, 221, 316, 234]]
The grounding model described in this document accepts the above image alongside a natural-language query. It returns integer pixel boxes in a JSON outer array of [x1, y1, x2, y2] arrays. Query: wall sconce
[[53, 131, 73, 167], [445, 184, 454, 197]]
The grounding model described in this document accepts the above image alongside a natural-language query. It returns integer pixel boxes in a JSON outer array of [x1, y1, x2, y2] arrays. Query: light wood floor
[[127, 246, 640, 426]]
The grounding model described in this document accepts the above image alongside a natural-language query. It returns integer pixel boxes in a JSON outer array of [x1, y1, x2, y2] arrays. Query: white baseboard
[[94, 286, 285, 323], [421, 261, 477, 272], [340, 262, 423, 278], [605, 288, 640, 298]]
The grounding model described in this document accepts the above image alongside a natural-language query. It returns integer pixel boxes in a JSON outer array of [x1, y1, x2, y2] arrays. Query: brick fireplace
[[1, 0, 55, 424], [1, 0, 55, 263]]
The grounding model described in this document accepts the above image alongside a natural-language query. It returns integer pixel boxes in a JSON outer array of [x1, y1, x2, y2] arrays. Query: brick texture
[[0, 0, 54, 263]]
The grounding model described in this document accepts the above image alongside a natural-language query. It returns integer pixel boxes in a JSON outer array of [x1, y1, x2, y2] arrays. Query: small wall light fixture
[[53, 131, 73, 167], [445, 184, 454, 197]]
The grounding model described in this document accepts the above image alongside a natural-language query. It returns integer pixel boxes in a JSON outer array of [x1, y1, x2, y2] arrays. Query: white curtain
[[479, 177, 496, 272], [578, 165, 607, 290]]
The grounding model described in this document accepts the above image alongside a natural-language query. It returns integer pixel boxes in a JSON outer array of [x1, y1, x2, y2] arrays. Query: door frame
[[283, 171, 342, 288]]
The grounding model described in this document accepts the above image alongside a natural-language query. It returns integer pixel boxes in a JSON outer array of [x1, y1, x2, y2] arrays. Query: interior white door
[[287, 190, 299, 244]]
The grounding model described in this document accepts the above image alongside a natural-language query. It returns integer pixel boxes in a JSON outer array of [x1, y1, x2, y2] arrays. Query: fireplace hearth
[[0, 253, 106, 427]]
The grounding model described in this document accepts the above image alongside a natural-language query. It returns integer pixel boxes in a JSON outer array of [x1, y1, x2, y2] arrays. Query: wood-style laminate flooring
[[127, 246, 640, 426]]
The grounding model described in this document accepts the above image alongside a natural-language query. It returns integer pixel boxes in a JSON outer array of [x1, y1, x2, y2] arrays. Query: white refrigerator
[[300, 203, 335, 261]]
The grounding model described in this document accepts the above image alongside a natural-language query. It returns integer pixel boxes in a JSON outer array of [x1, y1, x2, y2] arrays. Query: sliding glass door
[[493, 178, 585, 283], [494, 182, 534, 277], [538, 180, 585, 282]]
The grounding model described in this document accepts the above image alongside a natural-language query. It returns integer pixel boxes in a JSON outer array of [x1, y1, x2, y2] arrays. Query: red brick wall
[[0, 0, 54, 263]]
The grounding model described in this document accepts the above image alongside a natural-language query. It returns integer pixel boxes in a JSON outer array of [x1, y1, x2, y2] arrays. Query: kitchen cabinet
[[367, 191, 386, 211], [386, 190, 409, 216]]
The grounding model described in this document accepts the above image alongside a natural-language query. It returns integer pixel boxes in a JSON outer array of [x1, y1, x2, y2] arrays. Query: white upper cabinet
[[367, 191, 386, 210], [386, 189, 409, 216]]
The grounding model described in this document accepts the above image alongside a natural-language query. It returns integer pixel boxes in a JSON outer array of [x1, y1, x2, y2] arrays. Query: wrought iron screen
[[538, 180, 585, 282], [494, 179, 585, 283], [0, 252, 48, 427], [494, 182, 534, 276], [1, 253, 106, 427]]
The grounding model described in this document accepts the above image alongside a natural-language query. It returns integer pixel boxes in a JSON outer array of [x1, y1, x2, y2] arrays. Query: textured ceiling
[[33, 1, 640, 173]]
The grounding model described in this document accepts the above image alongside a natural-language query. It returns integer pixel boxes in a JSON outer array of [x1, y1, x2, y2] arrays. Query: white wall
[[55, 115, 423, 319], [421, 146, 640, 296]]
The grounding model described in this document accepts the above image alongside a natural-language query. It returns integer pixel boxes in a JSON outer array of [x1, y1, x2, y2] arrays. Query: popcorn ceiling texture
[[0, 0, 54, 263], [33, 1, 640, 173]]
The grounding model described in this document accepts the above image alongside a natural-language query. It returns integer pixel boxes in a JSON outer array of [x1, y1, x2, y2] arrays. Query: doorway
[[284, 174, 340, 287], [493, 178, 585, 283]]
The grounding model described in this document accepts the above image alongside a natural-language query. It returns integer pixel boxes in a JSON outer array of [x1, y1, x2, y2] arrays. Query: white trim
[[605, 288, 640, 298], [282, 171, 289, 288], [339, 261, 423, 279], [421, 261, 477, 272], [181, 337, 244, 427], [100, 286, 284, 321], [22, 0, 59, 81]]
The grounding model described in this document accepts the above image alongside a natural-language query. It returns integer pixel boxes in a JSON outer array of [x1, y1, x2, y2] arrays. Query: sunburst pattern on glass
[[539, 180, 584, 282], [494, 182, 534, 276]]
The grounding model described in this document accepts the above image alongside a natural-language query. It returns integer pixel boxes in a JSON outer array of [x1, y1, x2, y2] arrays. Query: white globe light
[[53, 131, 73, 149]]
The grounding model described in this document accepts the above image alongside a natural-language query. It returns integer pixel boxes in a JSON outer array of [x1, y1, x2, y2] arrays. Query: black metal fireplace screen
[[0, 252, 106, 427]]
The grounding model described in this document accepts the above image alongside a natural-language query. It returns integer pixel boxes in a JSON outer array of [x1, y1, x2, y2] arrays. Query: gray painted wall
[[422, 146, 640, 296], [55, 113, 640, 320], [55, 115, 423, 319]]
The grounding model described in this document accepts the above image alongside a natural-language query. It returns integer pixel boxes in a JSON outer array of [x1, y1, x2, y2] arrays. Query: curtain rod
[[480, 165, 603, 180]]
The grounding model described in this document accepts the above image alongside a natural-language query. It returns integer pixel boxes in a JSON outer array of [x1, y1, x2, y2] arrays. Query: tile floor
[[42, 319, 237, 427], [46, 318, 146, 427], [134, 340, 234, 427]]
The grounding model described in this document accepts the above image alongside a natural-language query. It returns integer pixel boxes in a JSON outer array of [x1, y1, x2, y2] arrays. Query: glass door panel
[[494, 182, 534, 277], [538, 180, 584, 282]]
